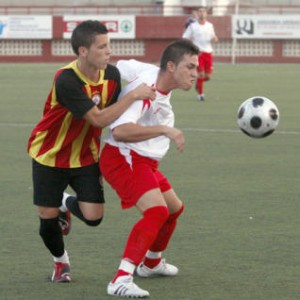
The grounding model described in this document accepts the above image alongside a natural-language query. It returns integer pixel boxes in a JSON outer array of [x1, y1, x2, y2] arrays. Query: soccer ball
[[237, 96, 280, 138]]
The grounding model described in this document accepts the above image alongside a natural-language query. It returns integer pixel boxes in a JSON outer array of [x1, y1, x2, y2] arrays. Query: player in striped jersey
[[27, 20, 155, 283]]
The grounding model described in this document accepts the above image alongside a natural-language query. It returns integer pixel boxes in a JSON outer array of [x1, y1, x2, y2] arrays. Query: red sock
[[112, 269, 130, 283], [149, 204, 184, 254], [122, 206, 169, 266], [144, 257, 161, 269], [196, 78, 204, 94]]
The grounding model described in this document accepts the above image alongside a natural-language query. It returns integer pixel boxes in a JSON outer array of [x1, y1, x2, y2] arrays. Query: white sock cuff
[[146, 250, 162, 259], [119, 259, 136, 274], [54, 250, 70, 263]]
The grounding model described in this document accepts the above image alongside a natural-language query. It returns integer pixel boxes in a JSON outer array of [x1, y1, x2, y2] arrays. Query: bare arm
[[83, 83, 156, 128], [113, 123, 185, 152], [211, 35, 218, 43]]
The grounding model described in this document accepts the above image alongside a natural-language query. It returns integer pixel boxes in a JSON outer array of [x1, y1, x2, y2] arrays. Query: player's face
[[173, 54, 199, 90], [85, 34, 112, 70], [198, 8, 207, 21]]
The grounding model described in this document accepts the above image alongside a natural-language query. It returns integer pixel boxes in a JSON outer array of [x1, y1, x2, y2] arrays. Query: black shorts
[[32, 159, 104, 207]]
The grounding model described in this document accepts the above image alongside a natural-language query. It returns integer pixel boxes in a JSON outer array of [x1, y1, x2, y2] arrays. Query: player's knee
[[145, 206, 169, 227], [169, 203, 184, 222], [84, 217, 103, 227]]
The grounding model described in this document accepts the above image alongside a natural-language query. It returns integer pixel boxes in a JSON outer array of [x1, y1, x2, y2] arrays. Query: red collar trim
[[156, 88, 169, 95]]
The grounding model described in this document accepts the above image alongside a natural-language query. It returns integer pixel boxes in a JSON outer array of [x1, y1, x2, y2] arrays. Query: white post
[[231, 0, 239, 64], [163, 0, 182, 16]]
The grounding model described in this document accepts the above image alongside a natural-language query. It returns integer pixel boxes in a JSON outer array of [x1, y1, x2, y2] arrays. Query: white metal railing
[[0, 4, 299, 16]]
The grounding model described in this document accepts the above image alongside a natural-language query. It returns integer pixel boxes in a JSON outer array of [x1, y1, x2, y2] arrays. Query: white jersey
[[105, 59, 174, 161], [183, 21, 216, 53]]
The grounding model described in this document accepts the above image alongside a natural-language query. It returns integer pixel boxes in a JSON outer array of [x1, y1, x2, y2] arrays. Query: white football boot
[[136, 259, 178, 278], [107, 275, 149, 298]]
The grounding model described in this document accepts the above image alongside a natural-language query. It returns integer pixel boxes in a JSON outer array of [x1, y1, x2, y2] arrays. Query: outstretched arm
[[113, 123, 185, 152], [84, 83, 156, 128]]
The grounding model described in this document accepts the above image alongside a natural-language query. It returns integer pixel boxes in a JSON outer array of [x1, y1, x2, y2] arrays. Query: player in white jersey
[[105, 60, 174, 161], [100, 39, 199, 298], [183, 6, 218, 101]]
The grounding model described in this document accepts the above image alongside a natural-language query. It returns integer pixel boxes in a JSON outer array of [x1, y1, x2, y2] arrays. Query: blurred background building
[[0, 0, 299, 63]]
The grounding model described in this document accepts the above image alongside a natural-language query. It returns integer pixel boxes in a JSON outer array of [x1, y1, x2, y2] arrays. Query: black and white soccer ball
[[237, 96, 280, 138]]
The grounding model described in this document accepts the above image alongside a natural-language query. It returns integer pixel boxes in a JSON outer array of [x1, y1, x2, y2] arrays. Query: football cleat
[[136, 259, 178, 278], [51, 262, 71, 283], [107, 275, 149, 298], [196, 94, 205, 101]]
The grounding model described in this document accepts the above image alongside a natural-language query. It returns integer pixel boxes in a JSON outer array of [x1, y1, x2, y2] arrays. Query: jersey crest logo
[[92, 94, 101, 106]]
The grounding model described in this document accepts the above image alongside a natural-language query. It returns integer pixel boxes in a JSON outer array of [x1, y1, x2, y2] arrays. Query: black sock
[[39, 217, 64, 257]]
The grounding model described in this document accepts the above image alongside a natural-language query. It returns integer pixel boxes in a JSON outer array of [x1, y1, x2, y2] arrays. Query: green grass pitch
[[0, 62, 300, 300]]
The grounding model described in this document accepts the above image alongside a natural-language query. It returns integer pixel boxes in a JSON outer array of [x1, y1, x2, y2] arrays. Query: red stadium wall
[[136, 16, 231, 62], [0, 15, 299, 63]]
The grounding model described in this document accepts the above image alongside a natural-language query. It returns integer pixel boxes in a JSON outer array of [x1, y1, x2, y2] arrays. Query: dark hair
[[160, 39, 199, 71], [71, 20, 108, 55]]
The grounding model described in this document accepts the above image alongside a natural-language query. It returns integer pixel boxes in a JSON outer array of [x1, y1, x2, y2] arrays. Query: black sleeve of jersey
[[104, 64, 121, 107], [55, 69, 95, 119]]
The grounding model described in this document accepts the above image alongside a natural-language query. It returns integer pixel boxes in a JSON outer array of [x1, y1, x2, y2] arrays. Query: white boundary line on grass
[[1, 122, 300, 135], [183, 127, 300, 135]]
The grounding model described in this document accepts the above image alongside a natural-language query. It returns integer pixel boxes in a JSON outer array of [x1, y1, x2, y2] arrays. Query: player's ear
[[166, 61, 176, 72], [78, 46, 88, 57]]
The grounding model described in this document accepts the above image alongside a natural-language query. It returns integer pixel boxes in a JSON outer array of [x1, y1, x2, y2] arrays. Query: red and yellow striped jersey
[[27, 60, 121, 168]]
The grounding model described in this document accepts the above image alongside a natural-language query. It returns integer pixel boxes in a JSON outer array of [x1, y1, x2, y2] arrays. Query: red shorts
[[198, 52, 213, 74], [100, 144, 172, 209]]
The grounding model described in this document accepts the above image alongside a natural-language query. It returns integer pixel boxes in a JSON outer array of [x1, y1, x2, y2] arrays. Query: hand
[[164, 127, 185, 152], [212, 36, 218, 43], [131, 83, 156, 101]]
